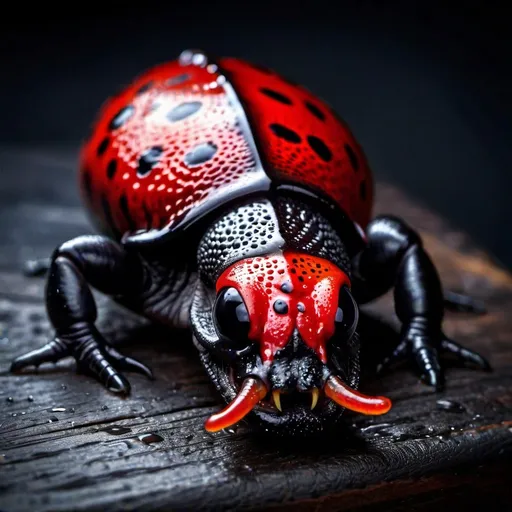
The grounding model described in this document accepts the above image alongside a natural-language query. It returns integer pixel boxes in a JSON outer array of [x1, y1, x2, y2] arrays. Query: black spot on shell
[[184, 142, 217, 167], [269, 124, 301, 143], [101, 195, 116, 233], [345, 144, 359, 171], [119, 194, 136, 231], [82, 169, 93, 201], [109, 105, 134, 130], [158, 215, 167, 229], [107, 159, 117, 180], [97, 137, 109, 156], [136, 81, 153, 95], [143, 202, 153, 229], [360, 180, 367, 201], [307, 135, 332, 162], [167, 101, 202, 122], [260, 88, 292, 105], [166, 73, 191, 86], [305, 101, 325, 121], [138, 146, 163, 177], [273, 300, 289, 314]]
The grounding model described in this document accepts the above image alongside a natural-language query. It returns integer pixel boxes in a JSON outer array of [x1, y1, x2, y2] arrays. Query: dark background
[[1, 1, 511, 267]]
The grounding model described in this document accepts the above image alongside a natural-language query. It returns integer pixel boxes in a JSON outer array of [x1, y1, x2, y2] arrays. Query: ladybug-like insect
[[11, 49, 490, 436]]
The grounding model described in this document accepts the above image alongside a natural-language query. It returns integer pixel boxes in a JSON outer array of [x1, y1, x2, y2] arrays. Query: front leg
[[11, 235, 154, 394], [352, 215, 491, 390]]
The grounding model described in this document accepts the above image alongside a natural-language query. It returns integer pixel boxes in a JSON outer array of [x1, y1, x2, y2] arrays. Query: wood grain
[[0, 147, 511, 511]]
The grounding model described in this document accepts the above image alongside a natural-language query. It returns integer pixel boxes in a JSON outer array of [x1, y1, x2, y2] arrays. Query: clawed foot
[[377, 317, 491, 390], [10, 327, 153, 395]]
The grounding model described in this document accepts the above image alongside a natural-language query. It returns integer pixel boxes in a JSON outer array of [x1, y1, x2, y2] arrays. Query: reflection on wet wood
[[0, 150, 511, 511]]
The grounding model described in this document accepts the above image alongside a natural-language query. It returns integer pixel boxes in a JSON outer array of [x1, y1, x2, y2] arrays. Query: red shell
[[222, 58, 373, 228], [79, 50, 373, 241]]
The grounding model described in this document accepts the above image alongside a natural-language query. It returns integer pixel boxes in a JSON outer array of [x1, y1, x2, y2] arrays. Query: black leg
[[352, 215, 491, 390], [11, 235, 153, 394]]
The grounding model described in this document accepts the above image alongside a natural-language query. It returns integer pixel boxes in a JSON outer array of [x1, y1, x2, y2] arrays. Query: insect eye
[[213, 287, 252, 353], [334, 286, 359, 340]]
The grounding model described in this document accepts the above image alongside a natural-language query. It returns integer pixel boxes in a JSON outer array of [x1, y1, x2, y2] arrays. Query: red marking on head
[[216, 251, 351, 363]]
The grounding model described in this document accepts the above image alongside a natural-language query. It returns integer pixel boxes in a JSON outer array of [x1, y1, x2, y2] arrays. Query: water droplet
[[6, 397, 13, 403], [61, 384, 67, 390], [137, 433, 164, 445], [361, 422, 392, 434], [51, 407, 66, 412], [27, 395, 34, 402], [226, 428, 237, 435], [21, 412, 26, 415], [436, 399, 465, 413], [70, 407, 75, 413], [11, 413, 17, 417], [102, 425, 132, 435], [71, 421, 75, 427], [101, 405, 108, 411], [48, 416, 59, 423]]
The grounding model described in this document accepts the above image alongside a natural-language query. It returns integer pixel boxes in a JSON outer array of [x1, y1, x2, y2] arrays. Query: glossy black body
[[10, 192, 490, 435]]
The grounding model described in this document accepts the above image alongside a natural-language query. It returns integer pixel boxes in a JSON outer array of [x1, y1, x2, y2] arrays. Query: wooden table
[[0, 147, 511, 511]]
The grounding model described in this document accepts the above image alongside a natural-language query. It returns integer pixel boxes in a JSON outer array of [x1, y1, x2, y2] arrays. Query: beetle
[[10, 49, 491, 436]]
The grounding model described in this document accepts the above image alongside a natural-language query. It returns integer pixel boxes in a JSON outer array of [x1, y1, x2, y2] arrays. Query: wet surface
[[137, 433, 164, 445], [436, 399, 466, 413], [0, 149, 511, 511], [102, 426, 132, 436]]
